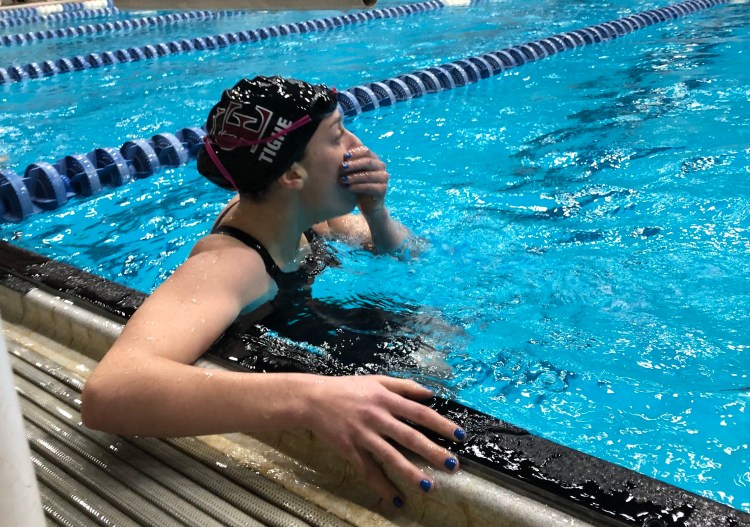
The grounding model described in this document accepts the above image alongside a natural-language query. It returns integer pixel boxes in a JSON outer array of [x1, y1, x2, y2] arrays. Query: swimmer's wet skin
[[81, 76, 465, 505]]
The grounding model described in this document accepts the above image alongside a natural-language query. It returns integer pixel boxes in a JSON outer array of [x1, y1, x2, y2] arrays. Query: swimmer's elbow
[[80, 375, 116, 432]]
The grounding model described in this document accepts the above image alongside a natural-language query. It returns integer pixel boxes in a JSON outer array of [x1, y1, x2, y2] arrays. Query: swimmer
[[81, 76, 465, 507]]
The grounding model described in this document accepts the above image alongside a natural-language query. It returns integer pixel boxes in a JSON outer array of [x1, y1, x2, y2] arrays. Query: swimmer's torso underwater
[[207, 221, 452, 378]]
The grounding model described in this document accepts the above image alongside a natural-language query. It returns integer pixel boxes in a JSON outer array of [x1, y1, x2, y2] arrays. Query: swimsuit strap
[[211, 200, 240, 232], [213, 225, 282, 279]]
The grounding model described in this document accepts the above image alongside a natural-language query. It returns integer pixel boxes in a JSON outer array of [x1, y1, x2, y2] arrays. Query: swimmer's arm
[[316, 209, 414, 255], [79, 247, 356, 437], [81, 242, 463, 503], [319, 142, 423, 255], [314, 144, 413, 253], [81, 246, 291, 436]]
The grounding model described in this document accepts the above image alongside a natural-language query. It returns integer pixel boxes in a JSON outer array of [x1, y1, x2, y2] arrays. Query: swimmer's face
[[297, 110, 359, 219]]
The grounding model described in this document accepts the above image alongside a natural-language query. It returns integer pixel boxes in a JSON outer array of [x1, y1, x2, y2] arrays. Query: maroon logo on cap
[[210, 102, 272, 153]]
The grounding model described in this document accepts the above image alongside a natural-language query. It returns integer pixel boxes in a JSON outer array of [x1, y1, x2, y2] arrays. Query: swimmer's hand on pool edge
[[298, 374, 465, 506], [82, 366, 464, 506]]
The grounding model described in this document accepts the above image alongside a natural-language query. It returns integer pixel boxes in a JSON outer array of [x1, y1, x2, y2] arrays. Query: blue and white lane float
[[336, 0, 731, 116], [0, 0, 731, 222], [0, 8, 118, 31], [0, 10, 247, 47], [0, 0, 113, 21], [0, 1, 446, 85]]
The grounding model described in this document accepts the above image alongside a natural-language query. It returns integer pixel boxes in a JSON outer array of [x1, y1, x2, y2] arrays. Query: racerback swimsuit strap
[[213, 225, 283, 279], [213, 225, 319, 280]]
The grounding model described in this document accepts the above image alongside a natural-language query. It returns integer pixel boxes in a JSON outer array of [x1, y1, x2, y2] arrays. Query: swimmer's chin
[[337, 190, 359, 215], [313, 194, 357, 224]]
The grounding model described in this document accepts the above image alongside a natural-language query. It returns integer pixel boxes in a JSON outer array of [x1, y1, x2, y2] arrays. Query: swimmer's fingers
[[351, 385, 459, 500], [342, 170, 390, 196], [340, 154, 389, 193], [380, 377, 466, 446], [340, 147, 392, 216], [345, 144, 377, 159], [379, 376, 435, 400], [371, 415, 460, 496], [340, 169, 390, 217], [348, 446, 403, 507], [304, 376, 463, 504], [342, 146, 386, 174], [377, 380, 463, 475]]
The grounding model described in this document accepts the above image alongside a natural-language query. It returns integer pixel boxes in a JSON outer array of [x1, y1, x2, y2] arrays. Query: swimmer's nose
[[345, 130, 362, 150]]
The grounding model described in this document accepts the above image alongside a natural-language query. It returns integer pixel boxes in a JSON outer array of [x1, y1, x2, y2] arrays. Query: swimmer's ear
[[278, 162, 307, 190]]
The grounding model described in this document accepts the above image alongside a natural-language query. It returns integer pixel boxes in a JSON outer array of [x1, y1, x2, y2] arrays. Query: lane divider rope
[[0, 0, 113, 21], [0, 0, 727, 223], [0, 7, 118, 30], [0, 0, 446, 86], [336, 0, 729, 116], [1, 10, 249, 48]]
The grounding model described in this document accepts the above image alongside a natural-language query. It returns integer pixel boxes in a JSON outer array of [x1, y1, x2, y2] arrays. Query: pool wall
[[2, 240, 749, 527]]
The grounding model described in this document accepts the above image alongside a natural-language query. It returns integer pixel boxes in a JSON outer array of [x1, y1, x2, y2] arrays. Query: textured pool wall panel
[[6, 335, 370, 527], [2, 241, 749, 527]]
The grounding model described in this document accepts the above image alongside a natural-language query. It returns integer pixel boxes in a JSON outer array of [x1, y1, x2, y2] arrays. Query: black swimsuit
[[213, 224, 331, 298], [209, 199, 335, 303], [205, 208, 429, 376]]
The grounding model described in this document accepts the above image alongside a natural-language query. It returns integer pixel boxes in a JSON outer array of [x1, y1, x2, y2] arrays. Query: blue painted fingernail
[[419, 479, 432, 492], [444, 457, 457, 471], [454, 428, 466, 441], [342, 161, 349, 169], [340, 174, 349, 183], [392, 496, 404, 508], [344, 151, 352, 160]]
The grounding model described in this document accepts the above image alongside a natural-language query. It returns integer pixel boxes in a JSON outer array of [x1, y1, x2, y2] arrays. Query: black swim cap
[[197, 76, 338, 195]]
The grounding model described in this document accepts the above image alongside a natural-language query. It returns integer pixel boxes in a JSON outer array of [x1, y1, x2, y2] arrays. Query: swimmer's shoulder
[[180, 234, 273, 308], [190, 231, 235, 257], [189, 233, 270, 282]]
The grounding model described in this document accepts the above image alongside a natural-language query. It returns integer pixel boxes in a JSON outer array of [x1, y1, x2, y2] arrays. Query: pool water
[[1, 0, 748, 513]]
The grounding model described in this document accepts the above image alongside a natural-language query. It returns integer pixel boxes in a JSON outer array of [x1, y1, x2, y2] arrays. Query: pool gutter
[[1, 240, 748, 527]]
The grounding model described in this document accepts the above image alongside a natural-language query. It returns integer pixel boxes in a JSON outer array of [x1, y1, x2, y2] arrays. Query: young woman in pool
[[81, 75, 465, 507]]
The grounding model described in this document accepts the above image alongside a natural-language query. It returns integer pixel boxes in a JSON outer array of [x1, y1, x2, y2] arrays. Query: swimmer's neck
[[222, 195, 315, 266]]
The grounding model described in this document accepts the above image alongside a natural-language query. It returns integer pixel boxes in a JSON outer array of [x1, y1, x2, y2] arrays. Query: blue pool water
[[1, 0, 748, 512]]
